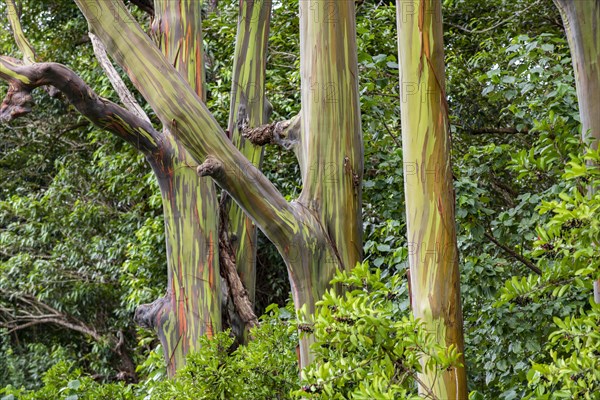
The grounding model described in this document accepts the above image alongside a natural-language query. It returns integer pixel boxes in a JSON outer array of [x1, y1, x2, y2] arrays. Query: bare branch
[[0, 290, 103, 342], [127, 0, 154, 16], [444, 0, 543, 34], [455, 126, 531, 135], [242, 114, 301, 149], [89, 33, 150, 124], [484, 231, 542, 275]]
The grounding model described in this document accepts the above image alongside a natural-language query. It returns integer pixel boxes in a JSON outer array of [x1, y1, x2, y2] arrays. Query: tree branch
[[484, 231, 542, 275], [455, 126, 531, 135], [444, 0, 543, 34], [0, 291, 103, 342], [5, 0, 36, 65], [74, 0, 301, 248], [218, 216, 258, 330], [89, 32, 150, 123], [0, 57, 161, 155], [127, 0, 154, 16], [0, 290, 137, 380]]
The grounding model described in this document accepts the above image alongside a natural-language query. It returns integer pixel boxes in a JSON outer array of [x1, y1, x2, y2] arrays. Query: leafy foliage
[[296, 263, 462, 399], [2, 266, 459, 399]]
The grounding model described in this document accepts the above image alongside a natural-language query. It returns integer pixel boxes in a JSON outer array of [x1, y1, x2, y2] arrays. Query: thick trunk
[[396, 1, 467, 398], [553, 0, 600, 303], [73, 0, 363, 369], [295, 0, 363, 367], [135, 135, 221, 375], [133, 0, 221, 375]]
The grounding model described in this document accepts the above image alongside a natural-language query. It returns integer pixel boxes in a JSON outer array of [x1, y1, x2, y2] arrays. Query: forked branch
[[74, 0, 302, 248]]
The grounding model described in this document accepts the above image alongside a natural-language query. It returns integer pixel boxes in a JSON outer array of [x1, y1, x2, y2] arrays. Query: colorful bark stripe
[[396, 0, 467, 398]]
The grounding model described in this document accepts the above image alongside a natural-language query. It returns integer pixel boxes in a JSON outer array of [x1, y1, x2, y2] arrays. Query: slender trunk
[[396, 1, 467, 398], [553, 0, 600, 303], [222, 0, 272, 340]]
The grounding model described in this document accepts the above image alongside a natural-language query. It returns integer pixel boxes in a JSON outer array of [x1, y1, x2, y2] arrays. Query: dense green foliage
[[0, 265, 460, 399], [1, 0, 599, 398]]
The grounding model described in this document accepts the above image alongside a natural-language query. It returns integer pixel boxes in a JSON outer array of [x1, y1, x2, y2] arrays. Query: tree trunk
[[553, 0, 600, 303], [222, 0, 272, 340], [2, 0, 365, 375], [136, 0, 221, 375], [395, 1, 467, 398], [294, 0, 363, 367], [136, 135, 221, 376], [1, 0, 222, 376]]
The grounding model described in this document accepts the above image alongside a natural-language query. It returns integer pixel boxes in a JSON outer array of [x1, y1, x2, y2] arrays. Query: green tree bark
[[222, 0, 272, 339], [1, 0, 223, 376], [123, 0, 222, 375], [71, 0, 363, 368], [395, 1, 467, 398], [293, 0, 363, 367]]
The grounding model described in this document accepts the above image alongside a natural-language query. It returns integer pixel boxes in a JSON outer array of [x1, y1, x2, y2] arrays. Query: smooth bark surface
[[140, 0, 221, 374], [1, 0, 365, 373], [396, 0, 467, 398], [294, 0, 364, 367], [72, 0, 363, 368]]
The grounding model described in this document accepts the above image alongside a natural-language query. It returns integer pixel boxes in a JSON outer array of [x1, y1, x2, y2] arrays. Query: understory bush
[[0, 264, 459, 399]]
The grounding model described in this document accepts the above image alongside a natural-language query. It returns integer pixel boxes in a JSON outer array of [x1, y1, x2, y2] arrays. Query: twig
[[484, 231, 542, 275], [444, 0, 543, 34]]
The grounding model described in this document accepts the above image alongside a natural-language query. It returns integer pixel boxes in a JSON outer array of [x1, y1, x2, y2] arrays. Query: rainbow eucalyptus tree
[[553, 0, 600, 303], [396, 0, 467, 398], [0, 0, 363, 372]]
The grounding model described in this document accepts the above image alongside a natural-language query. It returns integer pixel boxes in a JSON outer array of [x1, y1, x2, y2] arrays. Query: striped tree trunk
[[395, 1, 467, 398], [118, 0, 222, 375], [222, 0, 272, 340], [73, 0, 363, 368]]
